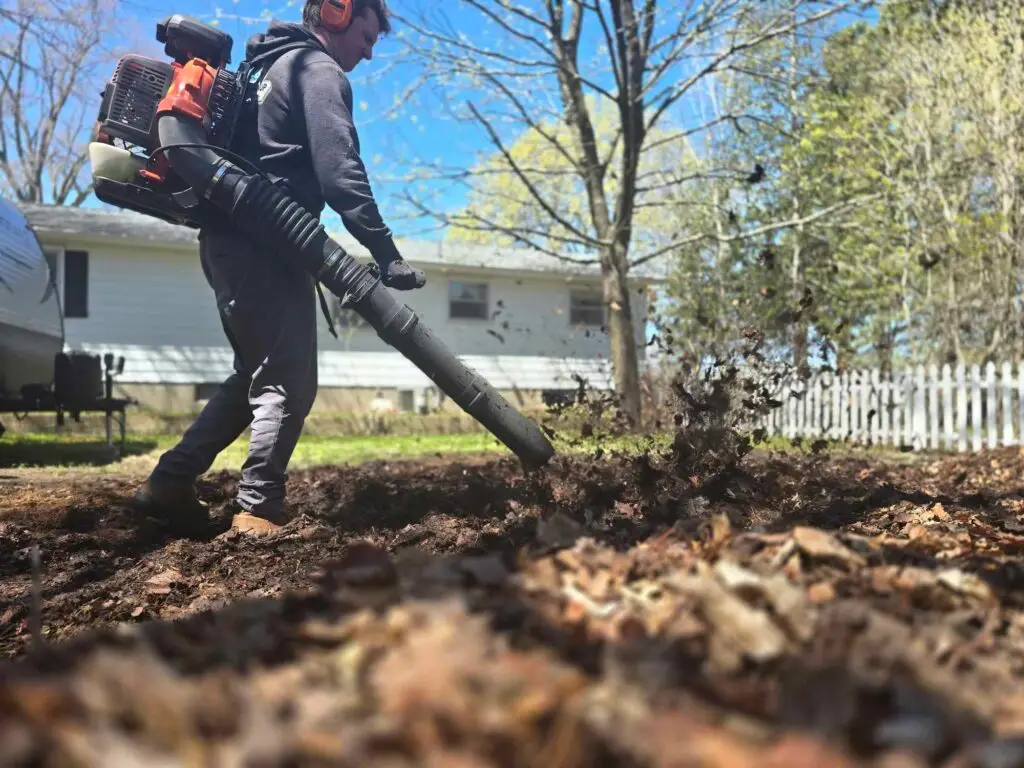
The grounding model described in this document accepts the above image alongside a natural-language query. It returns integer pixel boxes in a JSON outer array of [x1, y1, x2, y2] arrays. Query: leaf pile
[[3, 446, 1024, 765]]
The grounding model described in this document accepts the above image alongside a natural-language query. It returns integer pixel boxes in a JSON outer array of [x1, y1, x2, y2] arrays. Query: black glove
[[372, 238, 426, 291], [382, 257, 426, 290]]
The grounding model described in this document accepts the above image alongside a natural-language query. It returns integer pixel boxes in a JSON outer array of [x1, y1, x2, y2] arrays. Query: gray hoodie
[[239, 21, 399, 262]]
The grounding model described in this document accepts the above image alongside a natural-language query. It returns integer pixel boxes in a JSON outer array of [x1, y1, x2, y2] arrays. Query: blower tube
[[157, 114, 556, 468]]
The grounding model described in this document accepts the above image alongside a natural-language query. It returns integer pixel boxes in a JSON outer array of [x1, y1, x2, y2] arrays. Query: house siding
[[33, 236, 645, 410]]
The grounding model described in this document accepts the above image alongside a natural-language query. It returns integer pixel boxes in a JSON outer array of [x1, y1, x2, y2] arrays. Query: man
[[134, 0, 424, 537]]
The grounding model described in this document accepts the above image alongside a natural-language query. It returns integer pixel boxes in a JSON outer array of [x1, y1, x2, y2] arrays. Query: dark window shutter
[[63, 250, 89, 318]]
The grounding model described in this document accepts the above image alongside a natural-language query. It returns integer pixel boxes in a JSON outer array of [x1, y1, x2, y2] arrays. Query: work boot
[[220, 501, 290, 538], [132, 472, 211, 537]]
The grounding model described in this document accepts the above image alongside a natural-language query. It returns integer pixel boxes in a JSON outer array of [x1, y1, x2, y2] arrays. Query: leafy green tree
[[792, 0, 1024, 366], [661, 7, 883, 375], [665, 0, 1024, 374]]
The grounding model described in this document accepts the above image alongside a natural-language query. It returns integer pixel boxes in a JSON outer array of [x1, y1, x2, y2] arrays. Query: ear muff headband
[[321, 0, 353, 31]]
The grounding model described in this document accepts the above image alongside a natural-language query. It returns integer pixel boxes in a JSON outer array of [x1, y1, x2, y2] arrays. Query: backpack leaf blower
[[87, 14, 555, 468]]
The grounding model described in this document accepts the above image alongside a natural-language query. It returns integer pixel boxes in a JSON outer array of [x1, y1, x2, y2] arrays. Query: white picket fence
[[758, 361, 1024, 452]]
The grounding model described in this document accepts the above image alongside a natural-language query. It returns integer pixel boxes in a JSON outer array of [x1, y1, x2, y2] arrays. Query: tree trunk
[[603, 242, 641, 426], [792, 321, 810, 379], [787, 22, 810, 382], [790, 240, 810, 379], [874, 321, 895, 376]]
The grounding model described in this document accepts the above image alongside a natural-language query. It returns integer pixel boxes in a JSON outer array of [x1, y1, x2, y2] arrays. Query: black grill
[[101, 55, 174, 146]]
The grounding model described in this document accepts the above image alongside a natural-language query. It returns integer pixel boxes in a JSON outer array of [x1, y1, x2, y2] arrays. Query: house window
[[449, 280, 488, 319], [569, 289, 604, 326], [63, 250, 89, 318]]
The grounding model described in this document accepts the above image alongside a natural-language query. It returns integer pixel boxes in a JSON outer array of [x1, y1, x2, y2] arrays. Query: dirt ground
[[2, 439, 1024, 766]]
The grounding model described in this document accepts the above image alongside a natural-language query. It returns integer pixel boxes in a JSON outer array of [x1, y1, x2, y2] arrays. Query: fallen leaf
[[712, 559, 815, 642], [145, 568, 183, 596], [906, 525, 929, 541], [670, 563, 790, 671], [766, 733, 859, 767], [808, 582, 837, 603], [937, 569, 993, 602], [792, 527, 866, 567], [705, 513, 732, 548]]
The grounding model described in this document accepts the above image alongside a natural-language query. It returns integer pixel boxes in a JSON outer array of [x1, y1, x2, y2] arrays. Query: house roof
[[20, 202, 666, 281]]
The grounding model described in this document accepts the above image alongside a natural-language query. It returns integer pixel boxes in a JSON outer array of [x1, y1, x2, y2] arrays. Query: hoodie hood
[[244, 21, 327, 63]]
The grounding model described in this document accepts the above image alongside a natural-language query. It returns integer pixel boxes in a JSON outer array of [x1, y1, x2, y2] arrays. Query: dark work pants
[[152, 226, 319, 519]]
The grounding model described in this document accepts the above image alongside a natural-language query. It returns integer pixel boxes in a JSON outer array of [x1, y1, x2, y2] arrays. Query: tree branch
[[631, 192, 883, 268], [401, 191, 600, 266], [466, 100, 602, 246], [644, 2, 858, 134]]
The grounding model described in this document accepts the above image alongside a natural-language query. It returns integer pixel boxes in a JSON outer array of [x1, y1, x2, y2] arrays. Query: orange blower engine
[[89, 15, 253, 228]]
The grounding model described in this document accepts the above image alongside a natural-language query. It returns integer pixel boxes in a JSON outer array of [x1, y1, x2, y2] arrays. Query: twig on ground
[[30, 544, 42, 648]]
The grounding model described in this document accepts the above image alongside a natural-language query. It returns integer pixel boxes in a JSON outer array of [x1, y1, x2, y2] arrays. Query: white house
[[21, 202, 660, 414]]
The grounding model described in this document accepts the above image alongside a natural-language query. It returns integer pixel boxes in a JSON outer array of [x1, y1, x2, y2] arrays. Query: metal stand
[[0, 353, 136, 454]]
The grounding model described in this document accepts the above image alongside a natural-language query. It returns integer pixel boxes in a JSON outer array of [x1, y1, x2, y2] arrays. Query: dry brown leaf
[[712, 559, 815, 643], [554, 548, 584, 572], [891, 566, 940, 592], [522, 556, 561, 593], [808, 582, 837, 604], [144, 568, 182, 596], [665, 607, 706, 641], [792, 527, 866, 567], [765, 734, 859, 768], [670, 563, 789, 671], [936, 569, 993, 603], [906, 525, 929, 541], [707, 513, 733, 548]]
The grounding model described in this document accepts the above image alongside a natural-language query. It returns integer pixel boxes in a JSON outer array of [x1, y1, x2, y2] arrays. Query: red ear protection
[[320, 0, 353, 31]]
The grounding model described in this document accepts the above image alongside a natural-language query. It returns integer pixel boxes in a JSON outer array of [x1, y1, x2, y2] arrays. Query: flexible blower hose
[[157, 115, 556, 468]]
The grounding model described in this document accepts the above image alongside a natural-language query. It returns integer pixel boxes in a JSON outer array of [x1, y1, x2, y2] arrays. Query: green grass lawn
[[8, 424, 941, 478], [0, 428, 678, 475], [4, 427, 931, 477], [0, 432, 514, 473]]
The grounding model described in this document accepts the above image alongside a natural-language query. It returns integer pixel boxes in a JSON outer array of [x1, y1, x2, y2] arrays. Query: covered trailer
[[0, 196, 64, 397], [0, 197, 133, 446]]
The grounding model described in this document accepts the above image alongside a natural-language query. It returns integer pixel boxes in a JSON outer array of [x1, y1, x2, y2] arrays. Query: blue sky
[[80, 0, 877, 247]]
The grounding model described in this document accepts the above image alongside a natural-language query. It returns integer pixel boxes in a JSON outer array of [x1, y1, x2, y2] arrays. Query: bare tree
[[390, 0, 874, 424], [0, 0, 129, 206]]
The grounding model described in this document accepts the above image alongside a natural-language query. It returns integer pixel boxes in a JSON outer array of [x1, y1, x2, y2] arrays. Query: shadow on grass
[[0, 437, 159, 468]]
